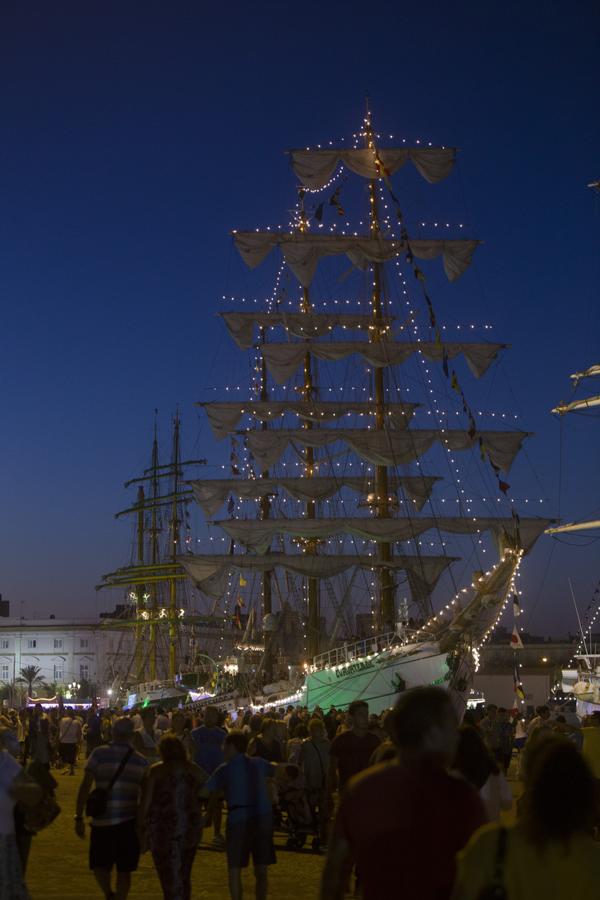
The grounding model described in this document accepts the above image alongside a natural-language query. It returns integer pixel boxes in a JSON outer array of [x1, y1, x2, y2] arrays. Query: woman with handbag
[[452, 736, 600, 899], [137, 735, 208, 900]]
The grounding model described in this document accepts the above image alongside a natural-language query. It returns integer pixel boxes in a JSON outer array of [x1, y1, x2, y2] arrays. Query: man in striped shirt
[[75, 717, 148, 900]]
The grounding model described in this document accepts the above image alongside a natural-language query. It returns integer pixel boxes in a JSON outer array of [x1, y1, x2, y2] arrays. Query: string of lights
[[192, 113, 541, 668]]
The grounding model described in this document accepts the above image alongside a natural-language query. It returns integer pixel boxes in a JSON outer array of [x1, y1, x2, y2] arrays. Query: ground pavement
[[27, 770, 325, 899], [27, 763, 521, 899]]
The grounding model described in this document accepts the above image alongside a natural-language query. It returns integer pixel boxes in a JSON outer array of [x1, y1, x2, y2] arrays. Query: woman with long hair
[[452, 736, 600, 899], [452, 725, 512, 821], [137, 736, 207, 900]]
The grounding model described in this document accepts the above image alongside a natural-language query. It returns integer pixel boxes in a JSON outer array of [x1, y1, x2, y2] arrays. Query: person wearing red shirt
[[320, 687, 487, 900]]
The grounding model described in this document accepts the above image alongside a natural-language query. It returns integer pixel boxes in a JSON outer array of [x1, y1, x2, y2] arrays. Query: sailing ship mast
[[259, 327, 274, 682], [297, 195, 321, 659], [97, 416, 208, 682], [365, 106, 395, 633], [547, 364, 600, 534], [546, 177, 599, 536], [181, 109, 552, 678]]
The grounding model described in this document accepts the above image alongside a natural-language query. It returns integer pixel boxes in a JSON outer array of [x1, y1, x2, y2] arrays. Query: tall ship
[[551, 364, 600, 715], [174, 107, 551, 715], [550, 179, 600, 716], [97, 416, 231, 707]]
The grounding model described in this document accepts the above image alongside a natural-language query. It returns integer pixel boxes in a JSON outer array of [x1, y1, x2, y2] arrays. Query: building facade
[[0, 617, 135, 696]]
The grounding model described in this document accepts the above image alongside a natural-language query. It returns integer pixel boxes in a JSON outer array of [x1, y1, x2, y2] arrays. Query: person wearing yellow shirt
[[452, 736, 600, 900], [581, 712, 600, 778]]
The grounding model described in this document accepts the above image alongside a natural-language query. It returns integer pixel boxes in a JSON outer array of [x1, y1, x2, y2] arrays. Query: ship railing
[[136, 680, 184, 693], [312, 632, 398, 671]]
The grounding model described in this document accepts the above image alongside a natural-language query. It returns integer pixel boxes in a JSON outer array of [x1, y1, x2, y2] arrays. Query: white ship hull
[[305, 642, 449, 715]]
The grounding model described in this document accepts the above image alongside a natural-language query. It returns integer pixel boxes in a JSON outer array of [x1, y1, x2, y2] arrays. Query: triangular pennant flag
[[513, 593, 521, 617], [512, 508, 522, 545], [513, 660, 525, 700], [314, 202, 324, 222], [374, 153, 391, 178], [424, 295, 436, 328], [329, 187, 345, 216], [499, 479, 510, 495], [239, 576, 247, 587], [442, 350, 449, 378], [511, 625, 524, 650], [451, 371, 460, 393]]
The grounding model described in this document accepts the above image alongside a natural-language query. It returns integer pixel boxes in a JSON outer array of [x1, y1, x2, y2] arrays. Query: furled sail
[[190, 474, 440, 517], [220, 312, 393, 351], [214, 516, 550, 556], [260, 341, 505, 385], [233, 232, 479, 285], [570, 364, 600, 382], [551, 395, 600, 415], [179, 551, 457, 601], [289, 147, 456, 189], [198, 400, 418, 439], [244, 428, 529, 473], [546, 519, 600, 535]]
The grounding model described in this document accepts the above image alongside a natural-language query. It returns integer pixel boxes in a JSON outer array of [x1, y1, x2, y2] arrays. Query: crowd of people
[[2, 694, 600, 898]]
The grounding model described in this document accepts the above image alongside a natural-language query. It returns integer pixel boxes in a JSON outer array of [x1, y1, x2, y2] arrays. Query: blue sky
[[1, 1, 599, 636]]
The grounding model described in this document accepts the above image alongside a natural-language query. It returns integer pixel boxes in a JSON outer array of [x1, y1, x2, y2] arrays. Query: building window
[[1, 665, 8, 681], [27, 639, 37, 649], [80, 663, 90, 681], [53, 664, 64, 682], [80, 639, 89, 649], [0, 639, 8, 649], [54, 639, 63, 650]]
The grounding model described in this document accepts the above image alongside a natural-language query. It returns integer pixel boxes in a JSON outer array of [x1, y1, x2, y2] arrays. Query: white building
[[0, 617, 135, 694]]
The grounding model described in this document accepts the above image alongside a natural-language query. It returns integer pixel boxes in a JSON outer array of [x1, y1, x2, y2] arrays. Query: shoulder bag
[[85, 747, 134, 818]]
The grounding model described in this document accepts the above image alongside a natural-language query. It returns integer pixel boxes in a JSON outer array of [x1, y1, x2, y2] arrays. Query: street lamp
[[65, 681, 81, 700]]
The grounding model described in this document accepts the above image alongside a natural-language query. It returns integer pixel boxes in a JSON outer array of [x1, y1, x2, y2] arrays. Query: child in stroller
[[276, 764, 320, 850]]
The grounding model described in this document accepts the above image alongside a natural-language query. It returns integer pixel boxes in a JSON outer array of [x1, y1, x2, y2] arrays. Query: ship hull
[[305, 644, 449, 715], [126, 683, 189, 709]]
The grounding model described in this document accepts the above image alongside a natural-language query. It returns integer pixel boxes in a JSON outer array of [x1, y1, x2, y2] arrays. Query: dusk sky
[[1, 2, 599, 638]]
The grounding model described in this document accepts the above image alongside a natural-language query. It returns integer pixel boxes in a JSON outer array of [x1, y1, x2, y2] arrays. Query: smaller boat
[[562, 654, 600, 717]]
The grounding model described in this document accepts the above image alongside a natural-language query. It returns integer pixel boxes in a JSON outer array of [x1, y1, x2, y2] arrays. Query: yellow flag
[[239, 576, 247, 587]]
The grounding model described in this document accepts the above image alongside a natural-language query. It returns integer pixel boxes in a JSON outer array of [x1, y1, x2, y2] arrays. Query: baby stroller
[[277, 764, 321, 851]]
